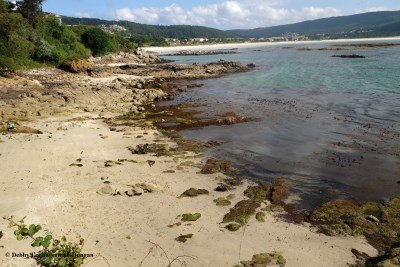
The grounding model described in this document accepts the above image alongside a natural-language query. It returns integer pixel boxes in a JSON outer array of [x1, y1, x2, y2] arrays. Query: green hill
[[62, 16, 235, 39], [227, 10, 400, 38]]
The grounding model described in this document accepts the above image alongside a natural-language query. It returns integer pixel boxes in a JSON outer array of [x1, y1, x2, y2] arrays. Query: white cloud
[[74, 12, 92, 18], [111, 1, 341, 29]]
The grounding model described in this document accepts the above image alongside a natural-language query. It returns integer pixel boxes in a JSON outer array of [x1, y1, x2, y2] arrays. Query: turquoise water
[[163, 41, 400, 210]]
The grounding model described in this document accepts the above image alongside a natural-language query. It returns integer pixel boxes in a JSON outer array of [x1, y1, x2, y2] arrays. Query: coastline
[[0, 51, 381, 266], [143, 36, 400, 54]]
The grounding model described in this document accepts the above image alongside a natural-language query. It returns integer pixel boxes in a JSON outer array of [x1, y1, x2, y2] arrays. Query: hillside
[[228, 10, 400, 38], [62, 16, 235, 39]]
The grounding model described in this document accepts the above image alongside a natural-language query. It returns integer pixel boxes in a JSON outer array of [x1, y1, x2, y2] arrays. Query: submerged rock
[[270, 179, 289, 203]]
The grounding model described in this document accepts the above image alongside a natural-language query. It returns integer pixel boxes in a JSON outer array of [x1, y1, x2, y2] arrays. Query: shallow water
[[162, 40, 400, 210]]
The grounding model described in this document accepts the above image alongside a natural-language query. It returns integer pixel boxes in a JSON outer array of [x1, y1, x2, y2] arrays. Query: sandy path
[[0, 115, 376, 267]]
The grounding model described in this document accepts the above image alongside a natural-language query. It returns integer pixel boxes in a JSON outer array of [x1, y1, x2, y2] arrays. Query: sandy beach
[[143, 36, 400, 54], [0, 50, 384, 267]]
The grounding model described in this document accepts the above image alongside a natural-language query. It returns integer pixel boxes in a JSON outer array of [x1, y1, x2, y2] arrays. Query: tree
[[0, 0, 8, 13], [81, 28, 115, 56], [16, 0, 45, 26]]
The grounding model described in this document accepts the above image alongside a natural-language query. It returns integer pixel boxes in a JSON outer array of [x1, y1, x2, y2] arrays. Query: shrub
[[81, 27, 115, 56]]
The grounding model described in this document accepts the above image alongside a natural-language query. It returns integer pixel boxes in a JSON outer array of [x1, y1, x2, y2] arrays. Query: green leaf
[[42, 239, 51, 248], [31, 239, 42, 247], [16, 234, 23, 240], [61, 236, 66, 243], [44, 235, 53, 242]]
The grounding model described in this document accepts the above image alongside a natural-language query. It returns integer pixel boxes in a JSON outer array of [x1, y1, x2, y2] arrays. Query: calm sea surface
[[162, 40, 400, 210]]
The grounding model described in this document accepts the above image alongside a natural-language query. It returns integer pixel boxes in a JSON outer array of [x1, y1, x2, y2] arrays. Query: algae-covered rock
[[128, 143, 170, 156], [256, 212, 266, 222], [223, 200, 260, 225], [200, 159, 235, 175], [311, 197, 400, 253], [175, 234, 193, 243], [181, 213, 201, 222], [244, 183, 271, 202], [214, 197, 231, 206], [238, 252, 286, 267], [180, 188, 209, 198], [225, 223, 241, 232]]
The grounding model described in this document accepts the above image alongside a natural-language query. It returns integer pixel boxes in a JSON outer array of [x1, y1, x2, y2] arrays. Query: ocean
[[161, 40, 400, 210]]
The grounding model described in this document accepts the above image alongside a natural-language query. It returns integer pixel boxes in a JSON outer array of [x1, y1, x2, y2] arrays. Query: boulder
[[59, 59, 94, 73]]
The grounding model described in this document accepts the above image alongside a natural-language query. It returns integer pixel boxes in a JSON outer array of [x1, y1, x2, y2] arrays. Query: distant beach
[[144, 36, 400, 54]]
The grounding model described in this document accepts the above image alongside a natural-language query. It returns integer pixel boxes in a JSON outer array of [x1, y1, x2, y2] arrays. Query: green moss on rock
[[181, 213, 201, 222], [256, 212, 266, 222], [223, 200, 260, 225], [225, 223, 241, 232], [214, 197, 232, 206]]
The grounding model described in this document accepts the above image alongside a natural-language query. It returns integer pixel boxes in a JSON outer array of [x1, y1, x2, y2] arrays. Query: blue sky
[[43, 0, 400, 29]]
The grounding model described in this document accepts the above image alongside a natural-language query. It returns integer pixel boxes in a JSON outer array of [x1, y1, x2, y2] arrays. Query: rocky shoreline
[[0, 49, 396, 266]]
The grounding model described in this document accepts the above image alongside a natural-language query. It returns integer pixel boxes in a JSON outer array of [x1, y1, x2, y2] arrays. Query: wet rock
[[223, 200, 260, 225], [214, 197, 231, 206], [332, 54, 366, 58], [180, 188, 209, 198], [270, 179, 289, 203], [181, 213, 201, 222], [175, 234, 193, 243], [215, 184, 229, 192]]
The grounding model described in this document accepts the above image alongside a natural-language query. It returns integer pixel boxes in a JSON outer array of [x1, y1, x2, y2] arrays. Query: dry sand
[[143, 36, 400, 54], [0, 114, 377, 266]]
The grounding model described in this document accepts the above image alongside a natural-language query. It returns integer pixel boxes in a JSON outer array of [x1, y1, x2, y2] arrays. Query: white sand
[[0, 115, 377, 267], [143, 36, 400, 54]]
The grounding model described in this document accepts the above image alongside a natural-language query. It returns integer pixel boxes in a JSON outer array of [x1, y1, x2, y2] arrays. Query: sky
[[42, 0, 400, 29]]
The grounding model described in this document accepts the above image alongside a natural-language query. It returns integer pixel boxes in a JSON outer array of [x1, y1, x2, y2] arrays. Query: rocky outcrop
[[59, 59, 94, 73], [89, 49, 162, 65]]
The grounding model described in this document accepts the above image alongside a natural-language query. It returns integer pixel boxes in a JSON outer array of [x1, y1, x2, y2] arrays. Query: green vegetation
[[0, 0, 137, 75], [4, 216, 85, 267], [62, 16, 236, 39], [228, 10, 400, 38]]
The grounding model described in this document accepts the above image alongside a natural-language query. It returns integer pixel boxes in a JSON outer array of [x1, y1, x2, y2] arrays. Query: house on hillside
[[43, 12, 62, 24]]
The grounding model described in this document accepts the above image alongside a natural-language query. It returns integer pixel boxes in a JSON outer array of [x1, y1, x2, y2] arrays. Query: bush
[[81, 27, 116, 56]]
